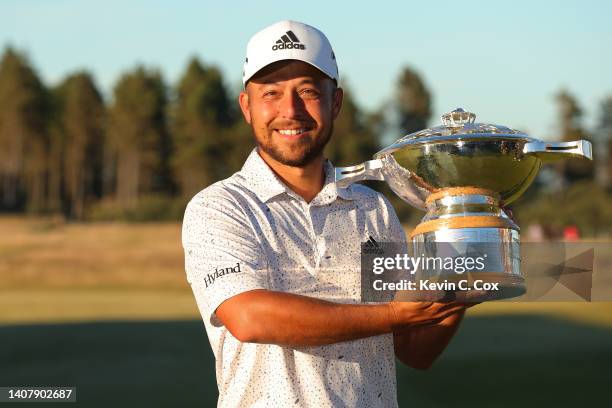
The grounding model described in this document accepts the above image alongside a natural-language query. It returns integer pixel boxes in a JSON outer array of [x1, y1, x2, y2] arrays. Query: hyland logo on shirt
[[272, 30, 306, 50], [362, 235, 384, 255], [204, 262, 242, 288]]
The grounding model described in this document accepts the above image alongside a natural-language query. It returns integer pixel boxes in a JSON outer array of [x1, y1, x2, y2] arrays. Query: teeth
[[278, 129, 306, 135]]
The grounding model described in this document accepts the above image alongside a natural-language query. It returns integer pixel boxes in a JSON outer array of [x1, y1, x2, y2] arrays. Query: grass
[[0, 320, 217, 407], [0, 288, 198, 324], [396, 315, 612, 407], [2, 215, 611, 325], [1, 315, 611, 407], [0, 216, 185, 290], [1, 216, 611, 407]]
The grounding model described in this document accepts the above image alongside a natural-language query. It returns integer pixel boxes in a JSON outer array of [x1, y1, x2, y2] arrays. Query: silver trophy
[[336, 108, 593, 300]]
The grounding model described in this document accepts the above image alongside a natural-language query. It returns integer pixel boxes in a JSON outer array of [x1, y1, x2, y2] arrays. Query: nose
[[278, 89, 305, 119]]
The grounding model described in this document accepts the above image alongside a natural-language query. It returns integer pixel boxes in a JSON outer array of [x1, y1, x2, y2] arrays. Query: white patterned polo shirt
[[182, 148, 406, 408]]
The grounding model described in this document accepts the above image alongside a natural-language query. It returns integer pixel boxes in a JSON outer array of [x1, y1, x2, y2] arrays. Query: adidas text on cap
[[242, 20, 338, 86]]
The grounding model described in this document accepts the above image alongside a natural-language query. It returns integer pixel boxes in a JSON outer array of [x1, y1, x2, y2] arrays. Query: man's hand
[[388, 288, 484, 328], [387, 300, 468, 330], [215, 289, 475, 348]]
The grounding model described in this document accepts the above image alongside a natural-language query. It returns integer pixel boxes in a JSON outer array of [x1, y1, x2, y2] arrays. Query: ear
[[238, 90, 251, 124], [332, 87, 343, 120]]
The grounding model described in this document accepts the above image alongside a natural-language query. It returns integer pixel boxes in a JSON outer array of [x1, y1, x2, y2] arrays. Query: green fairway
[[0, 320, 217, 407], [2, 315, 611, 407], [1, 217, 610, 406], [396, 315, 612, 407]]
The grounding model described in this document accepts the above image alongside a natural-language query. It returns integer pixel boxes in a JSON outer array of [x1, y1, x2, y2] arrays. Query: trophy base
[[409, 187, 524, 302]]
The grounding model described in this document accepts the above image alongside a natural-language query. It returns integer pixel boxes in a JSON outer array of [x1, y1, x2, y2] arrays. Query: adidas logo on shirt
[[363, 235, 384, 255], [272, 30, 306, 51]]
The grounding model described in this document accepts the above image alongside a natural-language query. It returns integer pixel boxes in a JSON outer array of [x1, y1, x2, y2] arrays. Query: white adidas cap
[[242, 20, 338, 86]]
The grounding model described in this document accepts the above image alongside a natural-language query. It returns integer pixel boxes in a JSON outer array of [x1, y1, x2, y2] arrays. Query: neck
[[257, 149, 325, 203]]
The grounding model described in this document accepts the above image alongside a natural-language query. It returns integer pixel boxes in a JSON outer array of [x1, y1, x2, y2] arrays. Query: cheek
[[250, 101, 277, 127], [306, 100, 331, 124]]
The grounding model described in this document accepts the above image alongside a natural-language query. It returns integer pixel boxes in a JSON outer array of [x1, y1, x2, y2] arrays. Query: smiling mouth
[[276, 128, 309, 136], [273, 125, 316, 138]]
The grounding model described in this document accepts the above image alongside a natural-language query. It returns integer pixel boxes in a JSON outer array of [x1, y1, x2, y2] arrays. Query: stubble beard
[[256, 124, 333, 167]]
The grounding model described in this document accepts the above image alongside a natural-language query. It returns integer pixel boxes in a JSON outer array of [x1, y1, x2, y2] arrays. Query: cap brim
[[243, 58, 336, 87]]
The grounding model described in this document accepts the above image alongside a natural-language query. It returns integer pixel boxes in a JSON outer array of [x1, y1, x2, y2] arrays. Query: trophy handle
[[335, 159, 385, 188], [522, 140, 593, 161]]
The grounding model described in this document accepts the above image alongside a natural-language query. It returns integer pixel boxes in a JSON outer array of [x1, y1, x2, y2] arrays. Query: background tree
[[396, 67, 432, 134], [46, 85, 65, 213], [595, 96, 612, 188], [325, 83, 379, 166], [107, 67, 170, 208], [390, 67, 433, 223], [171, 58, 235, 198], [555, 89, 594, 181], [53, 72, 105, 219], [0, 47, 49, 211], [223, 117, 255, 175]]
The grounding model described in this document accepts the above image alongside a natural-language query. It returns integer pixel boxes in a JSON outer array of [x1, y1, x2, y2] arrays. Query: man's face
[[239, 60, 343, 167]]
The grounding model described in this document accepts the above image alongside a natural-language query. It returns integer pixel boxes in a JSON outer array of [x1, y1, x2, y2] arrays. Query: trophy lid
[[378, 108, 535, 156]]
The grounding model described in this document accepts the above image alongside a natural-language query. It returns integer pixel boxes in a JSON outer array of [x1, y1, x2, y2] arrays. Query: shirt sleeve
[[182, 187, 269, 327]]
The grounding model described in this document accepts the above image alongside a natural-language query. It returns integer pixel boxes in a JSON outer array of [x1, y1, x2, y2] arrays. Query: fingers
[[435, 305, 467, 322], [410, 303, 466, 327], [422, 301, 467, 322], [390, 296, 482, 329], [434, 301, 468, 315], [394, 289, 445, 302], [395, 289, 490, 303]]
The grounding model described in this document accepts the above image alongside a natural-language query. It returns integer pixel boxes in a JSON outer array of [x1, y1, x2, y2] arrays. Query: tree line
[[0, 46, 435, 220], [0, 46, 610, 230]]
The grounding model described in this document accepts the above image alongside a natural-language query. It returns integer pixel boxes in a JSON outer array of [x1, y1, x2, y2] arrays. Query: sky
[[2, 0, 611, 141]]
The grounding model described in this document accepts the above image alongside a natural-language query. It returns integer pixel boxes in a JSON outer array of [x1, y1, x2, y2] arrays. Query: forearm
[[394, 309, 465, 369], [218, 290, 394, 347]]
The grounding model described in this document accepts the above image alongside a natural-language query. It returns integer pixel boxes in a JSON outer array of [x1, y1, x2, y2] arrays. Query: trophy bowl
[[337, 108, 593, 301]]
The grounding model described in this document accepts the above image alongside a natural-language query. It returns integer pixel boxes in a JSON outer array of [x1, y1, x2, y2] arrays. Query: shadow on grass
[[396, 315, 612, 407], [1, 315, 611, 407]]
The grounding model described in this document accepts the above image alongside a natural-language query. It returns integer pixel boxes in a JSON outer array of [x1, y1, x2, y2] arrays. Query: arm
[[377, 194, 464, 368], [392, 289, 484, 369], [216, 289, 468, 348], [393, 310, 465, 370], [217, 290, 393, 346]]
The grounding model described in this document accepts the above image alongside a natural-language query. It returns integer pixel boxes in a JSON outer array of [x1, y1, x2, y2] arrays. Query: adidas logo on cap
[[243, 20, 338, 85], [272, 30, 306, 51]]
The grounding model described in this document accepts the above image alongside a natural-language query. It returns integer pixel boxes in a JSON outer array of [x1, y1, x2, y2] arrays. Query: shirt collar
[[240, 148, 355, 204]]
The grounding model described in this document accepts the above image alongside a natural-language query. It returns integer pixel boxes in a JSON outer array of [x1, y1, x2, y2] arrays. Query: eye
[[262, 90, 279, 98], [300, 88, 320, 98]]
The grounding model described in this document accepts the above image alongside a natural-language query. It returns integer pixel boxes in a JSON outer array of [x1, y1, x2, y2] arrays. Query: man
[[183, 20, 474, 407]]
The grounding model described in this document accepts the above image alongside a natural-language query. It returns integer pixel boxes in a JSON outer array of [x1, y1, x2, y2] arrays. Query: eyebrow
[[256, 77, 321, 86]]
